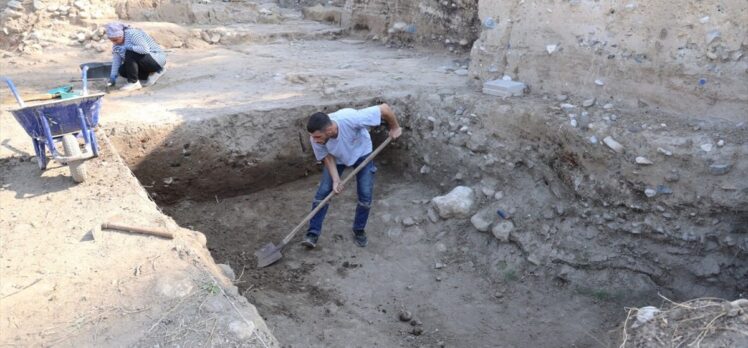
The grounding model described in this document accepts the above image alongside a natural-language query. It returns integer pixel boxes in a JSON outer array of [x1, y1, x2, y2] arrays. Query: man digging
[[302, 103, 402, 248]]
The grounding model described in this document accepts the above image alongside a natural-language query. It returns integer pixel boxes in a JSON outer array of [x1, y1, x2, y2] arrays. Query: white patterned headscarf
[[105, 23, 128, 39]]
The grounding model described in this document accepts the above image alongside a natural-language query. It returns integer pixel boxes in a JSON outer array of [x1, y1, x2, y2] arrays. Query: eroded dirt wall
[[108, 99, 387, 204], [341, 0, 481, 50], [382, 93, 747, 301], [470, 0, 748, 119]]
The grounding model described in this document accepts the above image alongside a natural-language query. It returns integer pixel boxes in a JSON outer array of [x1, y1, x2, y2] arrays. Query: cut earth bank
[[1, 0, 746, 346]]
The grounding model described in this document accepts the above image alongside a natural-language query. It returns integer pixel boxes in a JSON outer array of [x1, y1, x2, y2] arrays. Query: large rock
[[693, 255, 721, 277], [470, 207, 495, 232], [709, 163, 732, 176], [7, 1, 23, 11], [229, 320, 256, 340], [603, 136, 624, 153], [217, 263, 236, 281], [32, 0, 46, 11], [156, 274, 194, 298], [302, 5, 342, 25], [482, 79, 526, 97], [491, 220, 514, 242], [432, 186, 475, 219]]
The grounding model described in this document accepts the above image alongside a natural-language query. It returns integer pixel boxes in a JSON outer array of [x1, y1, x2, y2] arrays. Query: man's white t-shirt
[[311, 106, 382, 166]]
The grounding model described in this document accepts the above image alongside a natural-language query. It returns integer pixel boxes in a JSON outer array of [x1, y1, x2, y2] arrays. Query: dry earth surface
[[1, 0, 747, 347]]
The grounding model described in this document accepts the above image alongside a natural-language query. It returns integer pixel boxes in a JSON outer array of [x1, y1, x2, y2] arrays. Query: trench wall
[[340, 0, 481, 51], [469, 0, 747, 119], [316, 0, 748, 118], [382, 93, 747, 302], [107, 99, 389, 204]]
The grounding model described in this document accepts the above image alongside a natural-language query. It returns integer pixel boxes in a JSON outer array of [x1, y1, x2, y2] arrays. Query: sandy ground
[[3, 37, 467, 124], [0, 113, 276, 346]]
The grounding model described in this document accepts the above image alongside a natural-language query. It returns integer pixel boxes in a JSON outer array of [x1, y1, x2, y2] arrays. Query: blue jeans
[[307, 154, 377, 236]]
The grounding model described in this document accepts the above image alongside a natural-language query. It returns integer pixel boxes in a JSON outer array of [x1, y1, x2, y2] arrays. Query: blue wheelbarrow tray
[[10, 93, 105, 170]]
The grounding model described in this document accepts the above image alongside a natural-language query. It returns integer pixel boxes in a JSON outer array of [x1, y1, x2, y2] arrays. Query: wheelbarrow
[[3, 67, 103, 183]]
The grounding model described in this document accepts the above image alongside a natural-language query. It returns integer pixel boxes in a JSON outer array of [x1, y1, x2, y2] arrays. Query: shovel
[[22, 85, 74, 102], [255, 136, 392, 268]]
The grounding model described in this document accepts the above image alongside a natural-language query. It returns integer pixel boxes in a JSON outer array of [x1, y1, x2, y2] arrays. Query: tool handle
[[101, 222, 174, 239], [280, 136, 393, 246], [23, 94, 60, 102]]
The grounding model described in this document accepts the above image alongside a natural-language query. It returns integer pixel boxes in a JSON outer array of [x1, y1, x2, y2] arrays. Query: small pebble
[[657, 147, 672, 156], [399, 310, 413, 322], [665, 171, 680, 183], [657, 185, 673, 195], [635, 156, 653, 165]]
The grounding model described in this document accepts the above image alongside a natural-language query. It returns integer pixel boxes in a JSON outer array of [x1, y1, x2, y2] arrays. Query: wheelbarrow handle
[[2, 76, 26, 108], [279, 136, 393, 246], [82, 66, 89, 96]]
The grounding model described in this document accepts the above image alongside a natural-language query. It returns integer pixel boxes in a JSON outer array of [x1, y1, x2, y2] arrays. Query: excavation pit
[[113, 94, 746, 347]]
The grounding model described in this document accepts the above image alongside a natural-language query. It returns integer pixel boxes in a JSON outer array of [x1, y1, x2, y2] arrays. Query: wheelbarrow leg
[[38, 110, 61, 158], [89, 130, 99, 157], [32, 139, 47, 170], [78, 107, 99, 157], [77, 108, 92, 145]]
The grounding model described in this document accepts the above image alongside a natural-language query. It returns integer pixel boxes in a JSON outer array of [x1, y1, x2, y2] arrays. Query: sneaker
[[144, 69, 165, 87], [301, 233, 318, 249], [353, 230, 368, 247], [120, 81, 142, 91]]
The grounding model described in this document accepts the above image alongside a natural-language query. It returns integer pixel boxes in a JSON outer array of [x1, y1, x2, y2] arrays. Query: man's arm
[[323, 154, 344, 194], [379, 103, 402, 139]]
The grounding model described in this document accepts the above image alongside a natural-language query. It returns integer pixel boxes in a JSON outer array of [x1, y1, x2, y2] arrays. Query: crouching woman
[[106, 23, 166, 91]]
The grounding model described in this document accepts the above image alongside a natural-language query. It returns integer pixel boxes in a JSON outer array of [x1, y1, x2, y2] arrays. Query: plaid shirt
[[109, 28, 166, 81]]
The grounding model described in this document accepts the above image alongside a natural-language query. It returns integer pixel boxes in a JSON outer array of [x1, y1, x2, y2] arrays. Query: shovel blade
[[255, 242, 283, 268]]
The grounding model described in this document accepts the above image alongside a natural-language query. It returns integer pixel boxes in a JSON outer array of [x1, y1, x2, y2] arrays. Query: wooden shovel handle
[[23, 93, 60, 102], [101, 222, 174, 239]]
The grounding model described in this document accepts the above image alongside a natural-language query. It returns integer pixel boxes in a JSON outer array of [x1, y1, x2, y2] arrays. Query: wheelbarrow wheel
[[62, 134, 87, 183]]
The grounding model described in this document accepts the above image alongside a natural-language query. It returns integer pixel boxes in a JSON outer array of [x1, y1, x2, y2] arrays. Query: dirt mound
[[620, 297, 748, 347], [115, 0, 285, 24]]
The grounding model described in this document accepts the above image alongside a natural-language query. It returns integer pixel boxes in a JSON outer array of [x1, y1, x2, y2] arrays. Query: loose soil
[[164, 171, 624, 347]]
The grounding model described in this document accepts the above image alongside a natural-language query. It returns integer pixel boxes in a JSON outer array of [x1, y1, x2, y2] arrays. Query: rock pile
[[1, 0, 117, 53]]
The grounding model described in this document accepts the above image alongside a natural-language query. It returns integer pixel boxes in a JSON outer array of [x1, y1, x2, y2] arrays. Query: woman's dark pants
[[118, 50, 162, 83]]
